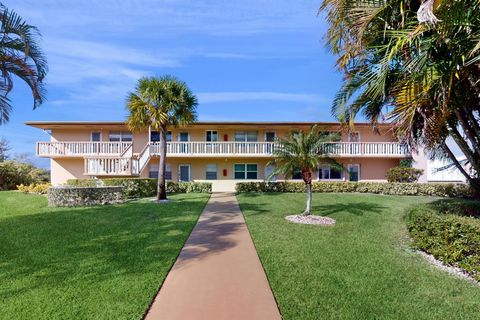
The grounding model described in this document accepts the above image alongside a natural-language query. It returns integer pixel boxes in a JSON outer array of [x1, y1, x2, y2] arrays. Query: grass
[[237, 193, 480, 320], [0, 191, 209, 320]]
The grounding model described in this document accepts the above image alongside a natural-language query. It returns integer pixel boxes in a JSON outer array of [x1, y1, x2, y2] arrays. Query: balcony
[[152, 141, 410, 158], [36, 142, 132, 157], [37, 141, 410, 159]]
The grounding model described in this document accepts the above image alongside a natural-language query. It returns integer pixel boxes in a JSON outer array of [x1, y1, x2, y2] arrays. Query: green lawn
[[238, 193, 480, 320], [0, 191, 209, 320]]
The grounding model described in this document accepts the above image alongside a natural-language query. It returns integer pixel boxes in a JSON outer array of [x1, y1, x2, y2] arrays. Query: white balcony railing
[[37, 142, 132, 157], [84, 157, 136, 176], [149, 141, 409, 157]]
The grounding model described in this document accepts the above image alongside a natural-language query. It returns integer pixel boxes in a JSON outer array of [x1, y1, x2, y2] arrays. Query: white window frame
[[109, 131, 132, 142], [318, 165, 343, 181], [149, 130, 172, 142], [235, 131, 258, 142], [149, 163, 172, 180], [264, 164, 276, 181], [348, 131, 361, 142], [205, 130, 218, 142], [178, 164, 191, 182], [347, 164, 360, 182], [264, 131, 276, 142], [90, 131, 102, 142], [234, 163, 258, 180], [205, 164, 218, 180], [178, 132, 190, 142]]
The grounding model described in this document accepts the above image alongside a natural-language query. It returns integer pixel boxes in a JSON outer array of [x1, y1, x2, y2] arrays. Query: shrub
[[406, 201, 480, 281], [0, 160, 49, 190], [17, 183, 51, 195], [48, 186, 124, 207], [66, 178, 212, 198], [387, 166, 424, 183], [235, 181, 471, 198]]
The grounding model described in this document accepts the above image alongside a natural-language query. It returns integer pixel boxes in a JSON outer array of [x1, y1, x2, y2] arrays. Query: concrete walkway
[[144, 193, 282, 320]]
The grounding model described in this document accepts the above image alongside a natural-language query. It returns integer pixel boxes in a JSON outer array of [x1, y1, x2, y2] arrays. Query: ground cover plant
[[0, 191, 209, 319], [407, 199, 480, 280], [238, 193, 480, 320]]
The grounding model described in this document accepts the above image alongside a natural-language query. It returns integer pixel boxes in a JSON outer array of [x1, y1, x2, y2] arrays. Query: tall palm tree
[[126, 76, 197, 201], [319, 0, 480, 192], [268, 125, 344, 215], [0, 4, 47, 124]]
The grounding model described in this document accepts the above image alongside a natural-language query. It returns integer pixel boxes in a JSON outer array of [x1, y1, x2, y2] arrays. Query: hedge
[[48, 186, 124, 207], [66, 178, 212, 198], [406, 200, 480, 281], [235, 181, 471, 198], [387, 166, 424, 183]]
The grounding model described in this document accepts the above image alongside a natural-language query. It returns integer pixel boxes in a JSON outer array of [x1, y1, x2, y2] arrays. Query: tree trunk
[[443, 143, 480, 196], [157, 125, 168, 201], [304, 182, 312, 216], [302, 168, 312, 215]]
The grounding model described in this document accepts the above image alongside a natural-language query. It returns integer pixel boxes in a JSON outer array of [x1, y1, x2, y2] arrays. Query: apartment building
[[26, 121, 427, 192]]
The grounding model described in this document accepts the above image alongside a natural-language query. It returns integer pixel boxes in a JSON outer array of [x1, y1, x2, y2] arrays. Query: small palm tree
[[126, 76, 197, 201], [268, 125, 344, 215], [0, 5, 47, 124]]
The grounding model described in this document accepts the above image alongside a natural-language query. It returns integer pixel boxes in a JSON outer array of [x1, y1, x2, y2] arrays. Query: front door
[[179, 164, 190, 182], [264, 164, 276, 181], [348, 164, 360, 182]]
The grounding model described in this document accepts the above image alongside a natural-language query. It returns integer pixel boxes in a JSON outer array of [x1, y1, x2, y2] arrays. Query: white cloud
[[197, 91, 330, 103]]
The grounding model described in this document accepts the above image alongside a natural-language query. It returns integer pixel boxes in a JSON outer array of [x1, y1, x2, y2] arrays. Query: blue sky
[[0, 0, 344, 167]]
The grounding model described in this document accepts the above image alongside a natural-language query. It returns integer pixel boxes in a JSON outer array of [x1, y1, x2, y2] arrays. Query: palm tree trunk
[[304, 182, 312, 216], [157, 125, 168, 201], [302, 168, 312, 215]]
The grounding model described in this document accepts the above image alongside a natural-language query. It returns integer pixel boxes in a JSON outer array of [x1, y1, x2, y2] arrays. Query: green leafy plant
[[0, 160, 49, 190], [236, 181, 471, 198], [268, 125, 343, 215], [387, 167, 424, 183], [126, 76, 197, 201], [66, 178, 211, 198], [17, 182, 51, 194], [407, 201, 480, 281]]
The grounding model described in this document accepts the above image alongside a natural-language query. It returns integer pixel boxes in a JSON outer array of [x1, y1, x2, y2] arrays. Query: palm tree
[[126, 76, 197, 201], [268, 125, 344, 215], [319, 0, 480, 192], [0, 4, 47, 124]]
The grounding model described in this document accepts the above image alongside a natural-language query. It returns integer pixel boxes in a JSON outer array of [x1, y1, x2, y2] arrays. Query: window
[[235, 131, 258, 142], [206, 164, 217, 180], [348, 131, 360, 142], [91, 132, 101, 142], [150, 131, 172, 142], [109, 131, 132, 142], [292, 169, 302, 180], [265, 132, 276, 142], [234, 164, 258, 180], [319, 165, 343, 180], [206, 131, 218, 142], [149, 163, 172, 180]]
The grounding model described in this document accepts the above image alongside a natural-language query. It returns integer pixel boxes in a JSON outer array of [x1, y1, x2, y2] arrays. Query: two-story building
[[26, 121, 427, 192]]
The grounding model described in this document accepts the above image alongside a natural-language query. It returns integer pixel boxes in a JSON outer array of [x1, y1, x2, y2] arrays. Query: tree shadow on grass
[[0, 196, 208, 303], [312, 202, 388, 217]]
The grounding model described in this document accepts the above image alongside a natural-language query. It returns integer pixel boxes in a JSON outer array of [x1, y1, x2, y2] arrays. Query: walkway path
[[144, 193, 282, 320]]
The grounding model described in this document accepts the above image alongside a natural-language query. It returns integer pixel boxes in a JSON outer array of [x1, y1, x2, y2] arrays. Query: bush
[[387, 166, 424, 182], [0, 160, 49, 190], [235, 181, 471, 198], [406, 201, 480, 281], [48, 186, 124, 207], [17, 183, 51, 195], [66, 178, 212, 198]]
